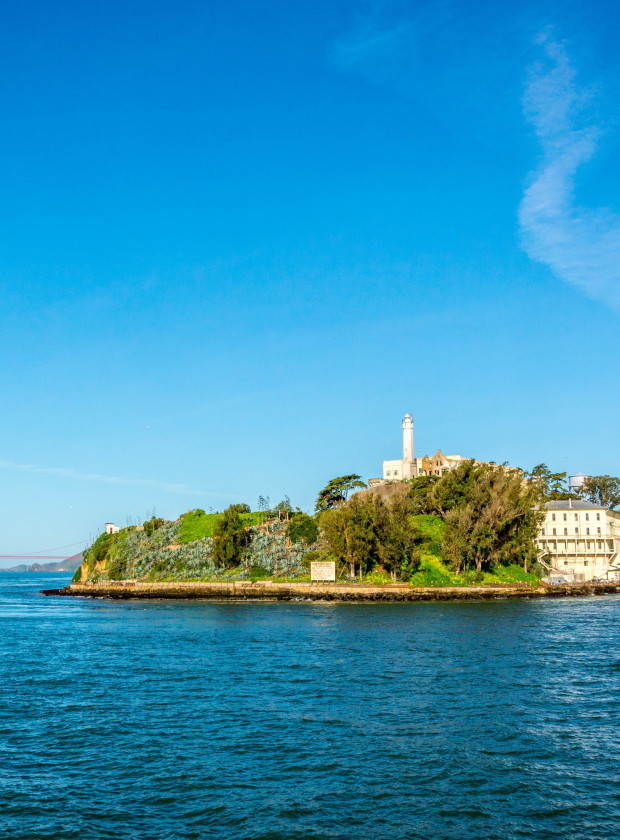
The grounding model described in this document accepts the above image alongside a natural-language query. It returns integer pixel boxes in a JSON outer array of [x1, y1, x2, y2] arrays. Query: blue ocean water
[[1, 573, 620, 840]]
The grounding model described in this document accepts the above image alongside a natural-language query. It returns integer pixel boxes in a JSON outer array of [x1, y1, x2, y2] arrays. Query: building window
[[597, 513, 601, 521], [553, 528, 556, 535], [563, 513, 567, 521], [587, 541, 592, 549], [586, 513, 589, 521], [598, 541, 603, 549], [564, 528, 568, 535], [552, 513, 556, 521], [541, 528, 546, 535], [575, 528, 579, 534], [597, 527, 601, 535], [574, 513, 578, 521], [586, 528, 590, 535], [584, 561, 589, 566]]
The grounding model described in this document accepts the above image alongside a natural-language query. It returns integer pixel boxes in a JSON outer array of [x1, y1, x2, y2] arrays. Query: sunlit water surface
[[1, 572, 620, 839]]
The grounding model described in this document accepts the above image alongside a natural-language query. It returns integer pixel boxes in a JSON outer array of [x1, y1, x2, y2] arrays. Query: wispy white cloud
[[0, 459, 208, 497], [519, 33, 620, 308]]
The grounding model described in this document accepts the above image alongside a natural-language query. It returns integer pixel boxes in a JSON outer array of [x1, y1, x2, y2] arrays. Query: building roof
[[544, 500, 603, 510]]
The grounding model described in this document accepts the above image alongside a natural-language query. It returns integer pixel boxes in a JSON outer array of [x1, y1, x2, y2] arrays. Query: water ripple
[[1, 574, 619, 839]]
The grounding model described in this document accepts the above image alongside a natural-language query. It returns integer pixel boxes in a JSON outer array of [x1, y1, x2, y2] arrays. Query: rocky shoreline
[[41, 580, 620, 602]]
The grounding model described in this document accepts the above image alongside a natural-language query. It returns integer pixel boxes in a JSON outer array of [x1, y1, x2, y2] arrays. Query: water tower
[[568, 473, 590, 494]]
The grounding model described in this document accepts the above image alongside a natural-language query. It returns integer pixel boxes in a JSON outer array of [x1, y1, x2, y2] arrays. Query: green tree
[[143, 516, 164, 536], [320, 495, 376, 578], [372, 496, 422, 581], [315, 475, 366, 513], [442, 463, 543, 573], [212, 505, 250, 568], [287, 513, 318, 545], [579, 475, 620, 509], [525, 464, 574, 500]]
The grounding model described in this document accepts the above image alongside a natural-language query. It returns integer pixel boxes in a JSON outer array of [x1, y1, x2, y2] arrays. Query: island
[[43, 462, 620, 602]]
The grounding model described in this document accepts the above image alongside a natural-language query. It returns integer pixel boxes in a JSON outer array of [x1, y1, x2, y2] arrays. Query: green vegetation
[[524, 464, 620, 509], [212, 505, 250, 568], [79, 461, 552, 589], [320, 497, 431, 580], [248, 565, 269, 581], [320, 461, 543, 582], [287, 512, 318, 545], [84, 531, 114, 572], [143, 516, 164, 536], [579, 475, 620, 509], [525, 464, 576, 500], [178, 508, 261, 544], [314, 474, 366, 513], [79, 494, 317, 584]]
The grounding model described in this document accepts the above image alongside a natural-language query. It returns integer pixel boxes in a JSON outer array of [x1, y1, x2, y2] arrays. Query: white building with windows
[[536, 500, 620, 582]]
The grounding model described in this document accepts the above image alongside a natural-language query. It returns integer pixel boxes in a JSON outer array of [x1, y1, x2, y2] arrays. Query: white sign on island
[[310, 561, 336, 582]]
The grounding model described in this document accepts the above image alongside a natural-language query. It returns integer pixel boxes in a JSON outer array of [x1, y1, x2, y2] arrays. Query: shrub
[[143, 516, 164, 537], [106, 553, 128, 581], [229, 503, 251, 514], [287, 513, 318, 545], [301, 549, 321, 570], [248, 565, 269, 581]]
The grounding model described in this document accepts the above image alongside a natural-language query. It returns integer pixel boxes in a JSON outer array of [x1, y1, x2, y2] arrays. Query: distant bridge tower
[[403, 413, 414, 466]]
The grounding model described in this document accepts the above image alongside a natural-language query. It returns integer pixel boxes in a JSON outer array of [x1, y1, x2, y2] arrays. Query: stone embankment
[[42, 580, 620, 602]]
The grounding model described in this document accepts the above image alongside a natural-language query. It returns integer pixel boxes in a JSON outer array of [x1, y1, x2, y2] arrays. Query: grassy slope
[[407, 514, 540, 587], [178, 510, 263, 543]]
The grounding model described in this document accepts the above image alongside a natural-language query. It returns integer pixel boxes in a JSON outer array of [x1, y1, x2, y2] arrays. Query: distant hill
[[1, 553, 83, 573]]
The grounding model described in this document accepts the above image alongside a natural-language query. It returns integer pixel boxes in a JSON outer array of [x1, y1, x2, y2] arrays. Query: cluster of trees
[[320, 493, 431, 580], [525, 464, 620, 509], [423, 463, 542, 574], [318, 462, 543, 579], [210, 500, 319, 569], [580, 475, 620, 509], [257, 495, 300, 522]]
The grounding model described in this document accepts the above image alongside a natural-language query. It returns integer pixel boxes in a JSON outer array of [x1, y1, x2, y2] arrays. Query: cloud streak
[[519, 33, 620, 307], [0, 459, 206, 497]]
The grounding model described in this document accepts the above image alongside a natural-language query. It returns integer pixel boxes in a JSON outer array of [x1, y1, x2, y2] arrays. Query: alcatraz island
[[45, 415, 620, 602]]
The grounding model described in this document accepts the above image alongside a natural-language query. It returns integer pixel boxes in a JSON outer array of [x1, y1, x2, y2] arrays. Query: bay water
[[1, 572, 619, 839]]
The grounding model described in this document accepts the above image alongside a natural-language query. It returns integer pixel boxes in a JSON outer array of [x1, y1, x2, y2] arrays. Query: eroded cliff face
[[76, 555, 107, 582]]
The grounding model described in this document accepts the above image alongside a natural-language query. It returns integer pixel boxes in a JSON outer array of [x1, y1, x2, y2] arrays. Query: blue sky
[[1, 0, 620, 561]]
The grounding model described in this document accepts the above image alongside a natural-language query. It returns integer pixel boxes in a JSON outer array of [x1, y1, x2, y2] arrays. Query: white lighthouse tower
[[402, 413, 414, 465], [377, 412, 417, 482]]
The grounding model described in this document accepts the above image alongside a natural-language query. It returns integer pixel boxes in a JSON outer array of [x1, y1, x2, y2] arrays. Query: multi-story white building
[[536, 500, 620, 582]]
